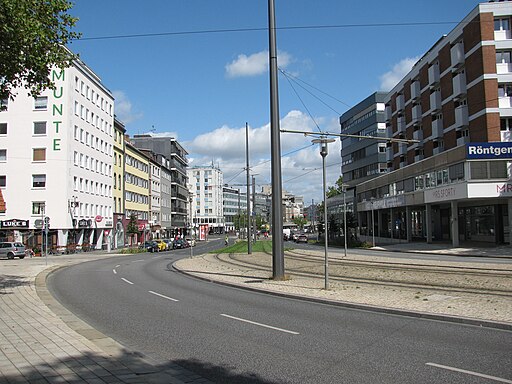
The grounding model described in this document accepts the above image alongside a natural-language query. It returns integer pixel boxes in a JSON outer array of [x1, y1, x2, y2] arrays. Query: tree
[[326, 175, 345, 198], [0, 0, 80, 104], [126, 214, 139, 246], [293, 215, 307, 229]]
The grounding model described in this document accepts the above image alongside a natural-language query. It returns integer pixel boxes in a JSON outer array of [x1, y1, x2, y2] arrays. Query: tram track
[[211, 250, 512, 298]]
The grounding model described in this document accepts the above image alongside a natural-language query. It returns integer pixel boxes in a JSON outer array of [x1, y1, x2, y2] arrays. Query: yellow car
[[154, 239, 167, 251]]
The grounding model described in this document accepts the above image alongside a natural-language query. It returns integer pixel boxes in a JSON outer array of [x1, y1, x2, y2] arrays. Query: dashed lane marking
[[148, 290, 179, 302], [426, 363, 512, 383], [220, 314, 299, 335]]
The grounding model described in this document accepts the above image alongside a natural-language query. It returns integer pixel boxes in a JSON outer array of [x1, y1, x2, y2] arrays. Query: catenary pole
[[246, 122, 252, 254], [268, 0, 284, 279]]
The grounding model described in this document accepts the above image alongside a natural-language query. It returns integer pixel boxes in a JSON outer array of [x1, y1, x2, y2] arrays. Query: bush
[[119, 247, 147, 254]]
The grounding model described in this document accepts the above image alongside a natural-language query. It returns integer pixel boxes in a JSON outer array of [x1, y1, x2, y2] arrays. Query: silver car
[[0, 242, 26, 259]]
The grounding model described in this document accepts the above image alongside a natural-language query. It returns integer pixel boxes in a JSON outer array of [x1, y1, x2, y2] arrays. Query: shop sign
[[0, 219, 29, 228], [468, 182, 512, 198], [106, 221, 113, 227], [95, 215, 103, 223], [424, 183, 468, 203], [78, 219, 92, 228], [466, 142, 512, 159], [364, 195, 405, 211]]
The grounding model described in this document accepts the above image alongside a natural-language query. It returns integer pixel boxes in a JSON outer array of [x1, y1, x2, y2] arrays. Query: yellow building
[[113, 118, 126, 248], [124, 141, 150, 245]]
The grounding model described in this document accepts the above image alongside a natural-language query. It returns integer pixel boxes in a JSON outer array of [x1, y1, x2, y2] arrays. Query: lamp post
[[343, 188, 347, 258], [189, 195, 193, 258], [312, 136, 335, 290], [371, 198, 375, 247]]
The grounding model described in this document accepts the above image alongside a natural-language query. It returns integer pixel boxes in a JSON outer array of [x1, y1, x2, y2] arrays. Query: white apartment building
[[188, 166, 225, 234], [0, 59, 114, 250]]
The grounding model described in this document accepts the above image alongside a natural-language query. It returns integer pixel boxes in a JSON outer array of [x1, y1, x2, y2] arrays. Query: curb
[[368, 246, 512, 259], [172, 261, 512, 332]]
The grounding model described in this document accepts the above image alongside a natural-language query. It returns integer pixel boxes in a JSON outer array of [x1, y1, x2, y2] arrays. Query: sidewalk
[[371, 241, 512, 258], [0, 253, 213, 384]]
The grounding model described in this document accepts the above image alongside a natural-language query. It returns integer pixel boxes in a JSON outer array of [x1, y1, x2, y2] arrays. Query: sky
[[69, 0, 482, 205]]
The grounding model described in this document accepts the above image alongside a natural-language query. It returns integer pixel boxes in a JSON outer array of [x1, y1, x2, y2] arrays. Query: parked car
[[154, 239, 167, 251], [162, 239, 173, 249], [296, 234, 308, 243], [0, 242, 26, 259], [173, 239, 189, 249], [185, 238, 196, 247], [141, 241, 159, 253]]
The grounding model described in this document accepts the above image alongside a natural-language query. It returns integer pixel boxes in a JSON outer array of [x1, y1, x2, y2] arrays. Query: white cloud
[[379, 57, 420, 91], [186, 111, 342, 204], [113, 90, 143, 124], [225, 50, 292, 78]]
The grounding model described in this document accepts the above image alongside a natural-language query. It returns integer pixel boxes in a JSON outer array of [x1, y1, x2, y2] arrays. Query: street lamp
[[312, 136, 335, 290], [343, 188, 347, 258], [189, 195, 193, 258]]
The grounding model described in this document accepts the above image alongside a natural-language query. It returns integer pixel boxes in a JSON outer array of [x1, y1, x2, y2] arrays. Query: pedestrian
[[225, 235, 229, 246]]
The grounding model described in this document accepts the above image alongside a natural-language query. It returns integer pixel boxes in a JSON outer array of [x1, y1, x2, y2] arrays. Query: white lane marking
[[220, 314, 299, 335], [121, 278, 134, 285], [148, 290, 179, 302], [115, 264, 120, 268], [113, 269, 117, 274], [131, 259, 145, 263], [426, 363, 512, 383]]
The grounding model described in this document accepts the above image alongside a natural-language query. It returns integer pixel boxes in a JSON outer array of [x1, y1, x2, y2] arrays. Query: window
[[449, 162, 464, 181], [0, 175, 5, 187], [0, 149, 6, 161], [32, 202, 45, 215], [495, 17, 510, 31], [0, 123, 6, 134], [34, 96, 48, 110], [490, 161, 507, 179], [0, 98, 8, 111], [501, 118, 512, 131], [33, 148, 46, 161], [33, 121, 46, 135], [32, 174, 46, 188], [498, 84, 512, 97], [496, 51, 512, 64]]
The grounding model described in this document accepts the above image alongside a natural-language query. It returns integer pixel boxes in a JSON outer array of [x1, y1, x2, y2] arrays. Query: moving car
[[185, 238, 196, 247], [0, 242, 26, 259], [296, 234, 308, 243]]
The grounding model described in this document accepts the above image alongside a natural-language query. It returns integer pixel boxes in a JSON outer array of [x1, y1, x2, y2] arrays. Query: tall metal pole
[[246, 122, 252, 254], [343, 190, 347, 258], [372, 200, 376, 247], [321, 146, 329, 290], [237, 188, 241, 238], [268, 0, 284, 279]]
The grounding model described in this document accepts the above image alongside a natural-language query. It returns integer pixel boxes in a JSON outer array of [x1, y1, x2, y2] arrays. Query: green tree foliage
[[126, 214, 139, 245], [293, 215, 307, 229], [326, 175, 345, 198], [0, 0, 80, 102]]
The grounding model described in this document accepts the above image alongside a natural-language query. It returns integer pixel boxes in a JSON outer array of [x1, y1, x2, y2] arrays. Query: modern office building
[[355, 1, 512, 246], [0, 60, 115, 250], [223, 186, 245, 233], [130, 135, 189, 237], [188, 166, 225, 234]]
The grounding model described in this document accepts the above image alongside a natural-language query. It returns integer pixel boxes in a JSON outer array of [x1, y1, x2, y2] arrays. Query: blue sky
[[70, 0, 481, 204]]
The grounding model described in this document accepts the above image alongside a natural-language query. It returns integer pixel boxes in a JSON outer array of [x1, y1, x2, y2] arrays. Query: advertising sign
[[199, 224, 208, 241], [424, 183, 468, 203], [0, 219, 29, 228], [466, 142, 512, 159]]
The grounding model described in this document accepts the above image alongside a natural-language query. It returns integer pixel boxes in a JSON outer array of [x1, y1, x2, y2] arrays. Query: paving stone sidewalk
[[0, 254, 213, 384]]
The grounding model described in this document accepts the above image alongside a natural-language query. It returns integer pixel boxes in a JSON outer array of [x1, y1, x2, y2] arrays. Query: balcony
[[398, 143, 407, 156], [411, 81, 421, 100], [397, 116, 406, 133], [385, 105, 392, 120], [501, 130, 512, 142], [450, 42, 464, 68], [413, 129, 423, 141], [499, 97, 512, 108], [414, 154, 424, 162], [455, 106, 469, 127], [396, 94, 405, 111], [452, 72, 467, 98], [497, 62, 512, 74], [432, 118, 443, 138], [386, 147, 393, 162], [412, 105, 422, 122], [428, 63, 440, 86], [433, 145, 443, 155], [430, 90, 441, 111], [456, 135, 470, 146], [495, 29, 512, 41]]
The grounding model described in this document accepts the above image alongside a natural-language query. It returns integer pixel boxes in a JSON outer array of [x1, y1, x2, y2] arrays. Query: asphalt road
[[48, 240, 512, 384]]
